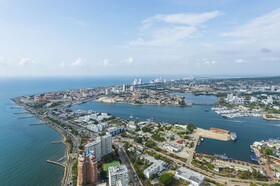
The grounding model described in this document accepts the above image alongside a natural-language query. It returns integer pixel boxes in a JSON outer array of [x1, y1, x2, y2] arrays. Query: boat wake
[[231, 120, 246, 123]]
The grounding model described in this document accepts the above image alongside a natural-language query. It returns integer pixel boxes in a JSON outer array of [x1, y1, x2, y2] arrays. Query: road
[[114, 143, 142, 186]]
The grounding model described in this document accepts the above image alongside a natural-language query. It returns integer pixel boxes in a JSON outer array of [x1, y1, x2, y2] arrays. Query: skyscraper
[[85, 134, 112, 161], [108, 165, 129, 186], [77, 151, 98, 186]]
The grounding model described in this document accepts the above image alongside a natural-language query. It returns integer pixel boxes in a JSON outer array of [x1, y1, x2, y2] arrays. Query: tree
[[186, 124, 196, 134], [100, 170, 107, 180], [159, 172, 174, 185], [263, 148, 273, 156]]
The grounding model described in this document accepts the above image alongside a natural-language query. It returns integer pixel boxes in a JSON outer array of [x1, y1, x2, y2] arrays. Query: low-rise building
[[107, 127, 124, 136], [142, 155, 166, 179], [175, 167, 204, 186], [162, 143, 183, 152]]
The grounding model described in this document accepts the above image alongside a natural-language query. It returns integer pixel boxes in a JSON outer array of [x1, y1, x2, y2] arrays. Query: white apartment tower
[[122, 84, 126, 92], [108, 165, 129, 186], [85, 134, 112, 161]]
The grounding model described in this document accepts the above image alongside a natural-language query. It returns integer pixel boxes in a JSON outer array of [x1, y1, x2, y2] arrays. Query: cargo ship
[[230, 132, 237, 141]]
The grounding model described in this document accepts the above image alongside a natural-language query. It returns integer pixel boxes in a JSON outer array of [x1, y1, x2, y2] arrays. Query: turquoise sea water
[[0, 77, 133, 186]]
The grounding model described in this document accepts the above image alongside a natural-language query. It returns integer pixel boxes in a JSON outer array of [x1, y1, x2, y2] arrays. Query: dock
[[10, 106, 23, 109], [29, 123, 46, 126], [193, 128, 230, 141], [18, 116, 34, 119], [46, 160, 66, 168], [14, 112, 29, 115], [51, 140, 63, 144]]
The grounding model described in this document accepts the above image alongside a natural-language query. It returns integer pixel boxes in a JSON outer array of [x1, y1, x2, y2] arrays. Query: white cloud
[[102, 59, 111, 66], [59, 62, 66, 68], [0, 57, 7, 66], [124, 57, 135, 65], [235, 59, 245, 64], [18, 58, 35, 66], [223, 8, 280, 41], [261, 57, 280, 62], [71, 58, 84, 66], [130, 11, 222, 46], [143, 11, 223, 27], [197, 58, 217, 66], [63, 16, 89, 27]]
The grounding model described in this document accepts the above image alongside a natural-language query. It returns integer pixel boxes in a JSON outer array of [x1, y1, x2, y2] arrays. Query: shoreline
[[11, 97, 71, 186], [262, 113, 280, 121]]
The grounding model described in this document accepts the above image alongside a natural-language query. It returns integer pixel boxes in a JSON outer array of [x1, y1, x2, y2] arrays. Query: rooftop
[[176, 167, 204, 184]]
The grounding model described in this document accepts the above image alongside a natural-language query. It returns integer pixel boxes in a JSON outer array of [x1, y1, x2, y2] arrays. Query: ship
[[230, 132, 237, 141]]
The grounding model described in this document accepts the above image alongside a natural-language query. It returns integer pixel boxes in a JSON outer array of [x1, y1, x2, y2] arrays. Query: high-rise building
[[108, 165, 129, 186], [85, 134, 112, 161], [77, 155, 86, 186], [101, 134, 112, 157], [86, 151, 98, 184], [85, 139, 102, 161], [122, 85, 126, 92], [77, 151, 98, 186]]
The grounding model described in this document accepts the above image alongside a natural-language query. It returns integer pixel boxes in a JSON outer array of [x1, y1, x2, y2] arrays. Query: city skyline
[[1, 0, 280, 77]]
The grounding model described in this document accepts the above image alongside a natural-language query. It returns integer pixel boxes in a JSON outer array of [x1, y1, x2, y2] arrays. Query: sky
[[0, 0, 280, 77]]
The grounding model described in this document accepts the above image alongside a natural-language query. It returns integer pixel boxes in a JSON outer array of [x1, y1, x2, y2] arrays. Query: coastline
[[11, 97, 71, 186], [263, 113, 280, 121]]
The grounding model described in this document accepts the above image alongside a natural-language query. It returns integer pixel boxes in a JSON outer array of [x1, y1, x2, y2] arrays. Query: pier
[[187, 102, 216, 106], [51, 140, 63, 144], [10, 106, 23, 109], [18, 116, 34, 119], [29, 123, 46, 126], [46, 160, 66, 168], [14, 112, 29, 115]]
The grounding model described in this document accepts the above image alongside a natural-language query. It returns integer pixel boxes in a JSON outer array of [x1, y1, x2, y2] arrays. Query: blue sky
[[0, 0, 280, 77]]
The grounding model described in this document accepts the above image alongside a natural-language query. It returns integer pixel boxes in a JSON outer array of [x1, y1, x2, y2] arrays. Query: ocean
[[0, 77, 133, 186], [0, 77, 280, 185]]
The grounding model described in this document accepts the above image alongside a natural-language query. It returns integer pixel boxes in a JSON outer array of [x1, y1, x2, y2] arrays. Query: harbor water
[[72, 94, 280, 163]]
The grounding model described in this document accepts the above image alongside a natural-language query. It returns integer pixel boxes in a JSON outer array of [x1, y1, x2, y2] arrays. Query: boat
[[200, 138, 204, 142], [204, 109, 209, 112], [214, 153, 232, 160], [250, 154, 259, 162], [129, 114, 134, 119], [250, 145, 254, 152], [230, 132, 237, 141]]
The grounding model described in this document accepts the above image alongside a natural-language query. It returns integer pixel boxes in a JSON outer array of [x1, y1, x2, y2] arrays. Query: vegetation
[[72, 159, 78, 186], [151, 132, 165, 142], [237, 169, 268, 181], [142, 126, 152, 133], [102, 161, 121, 172], [145, 139, 157, 148], [159, 172, 174, 185], [263, 147, 273, 156], [186, 123, 196, 134], [66, 137, 73, 153], [102, 152, 121, 164]]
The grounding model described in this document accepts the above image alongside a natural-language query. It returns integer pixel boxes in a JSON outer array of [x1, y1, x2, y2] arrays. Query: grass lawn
[[102, 161, 121, 172]]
